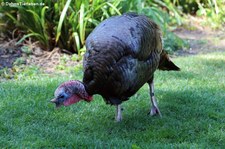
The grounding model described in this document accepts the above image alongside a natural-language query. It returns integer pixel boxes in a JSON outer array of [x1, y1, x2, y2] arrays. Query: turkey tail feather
[[158, 50, 180, 71]]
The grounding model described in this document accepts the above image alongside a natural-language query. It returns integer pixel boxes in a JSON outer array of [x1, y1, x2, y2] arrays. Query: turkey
[[51, 13, 180, 122]]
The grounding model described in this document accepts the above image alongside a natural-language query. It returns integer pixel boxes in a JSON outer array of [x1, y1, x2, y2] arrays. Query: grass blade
[[16, 33, 42, 45], [106, 2, 121, 15], [56, 0, 72, 43], [79, 3, 85, 45], [73, 32, 80, 53]]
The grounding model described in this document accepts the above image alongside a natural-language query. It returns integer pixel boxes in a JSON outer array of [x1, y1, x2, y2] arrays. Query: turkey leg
[[148, 80, 162, 117], [115, 104, 122, 122]]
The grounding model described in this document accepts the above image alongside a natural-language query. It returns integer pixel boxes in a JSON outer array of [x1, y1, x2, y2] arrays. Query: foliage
[[174, 0, 225, 29], [0, 0, 187, 54], [0, 0, 121, 53], [1, 0, 224, 55], [196, 0, 225, 29], [175, 0, 199, 14], [119, 0, 186, 51], [163, 31, 189, 53], [53, 0, 121, 53], [0, 52, 225, 147], [0, 0, 49, 48]]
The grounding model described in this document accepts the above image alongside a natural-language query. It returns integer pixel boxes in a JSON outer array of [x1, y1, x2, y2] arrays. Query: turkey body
[[84, 13, 162, 105]]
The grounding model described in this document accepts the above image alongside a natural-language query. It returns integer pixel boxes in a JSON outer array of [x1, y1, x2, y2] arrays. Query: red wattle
[[63, 95, 81, 106]]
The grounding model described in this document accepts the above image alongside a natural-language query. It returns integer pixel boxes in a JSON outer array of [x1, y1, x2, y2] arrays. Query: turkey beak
[[50, 98, 62, 108], [50, 98, 57, 103]]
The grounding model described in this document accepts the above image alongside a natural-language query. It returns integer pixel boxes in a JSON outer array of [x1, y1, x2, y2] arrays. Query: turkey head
[[51, 80, 93, 108]]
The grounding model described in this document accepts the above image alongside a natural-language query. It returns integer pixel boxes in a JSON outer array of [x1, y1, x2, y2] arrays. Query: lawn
[[0, 52, 224, 148]]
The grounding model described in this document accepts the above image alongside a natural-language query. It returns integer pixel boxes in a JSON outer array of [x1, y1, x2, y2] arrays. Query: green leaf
[[55, 0, 72, 43], [16, 33, 42, 45], [73, 32, 80, 53], [79, 3, 85, 45], [106, 2, 121, 15]]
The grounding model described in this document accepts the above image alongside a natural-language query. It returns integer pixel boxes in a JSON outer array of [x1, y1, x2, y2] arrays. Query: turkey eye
[[59, 95, 65, 99]]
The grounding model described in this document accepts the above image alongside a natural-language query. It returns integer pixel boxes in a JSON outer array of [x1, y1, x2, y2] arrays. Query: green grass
[[0, 52, 225, 148]]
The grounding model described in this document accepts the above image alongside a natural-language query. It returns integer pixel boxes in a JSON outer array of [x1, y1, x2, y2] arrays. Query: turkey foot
[[115, 104, 122, 122], [148, 80, 162, 117], [149, 96, 162, 117], [150, 104, 162, 117]]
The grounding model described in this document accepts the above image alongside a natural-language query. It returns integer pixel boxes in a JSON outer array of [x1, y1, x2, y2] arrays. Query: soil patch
[[0, 39, 80, 74], [0, 39, 23, 69], [174, 28, 225, 56]]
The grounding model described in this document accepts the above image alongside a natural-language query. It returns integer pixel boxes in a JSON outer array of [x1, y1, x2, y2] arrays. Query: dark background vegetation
[[0, 0, 224, 54]]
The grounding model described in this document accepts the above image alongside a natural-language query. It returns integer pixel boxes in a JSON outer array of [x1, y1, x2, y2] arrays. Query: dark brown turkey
[[51, 13, 180, 122]]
